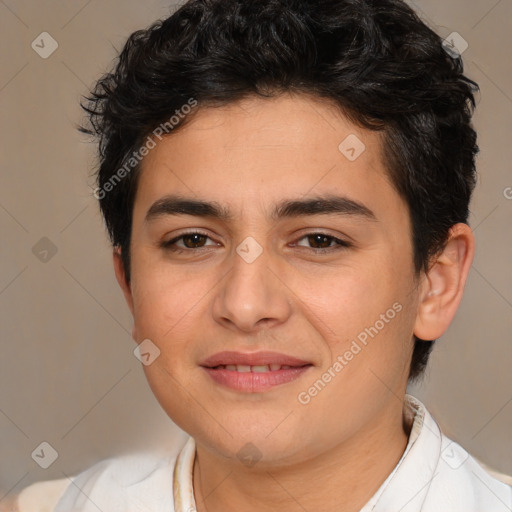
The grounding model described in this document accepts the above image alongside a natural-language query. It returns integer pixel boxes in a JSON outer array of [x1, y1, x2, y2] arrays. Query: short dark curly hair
[[82, 0, 479, 381]]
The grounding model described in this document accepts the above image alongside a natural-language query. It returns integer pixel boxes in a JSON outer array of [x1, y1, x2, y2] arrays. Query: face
[[118, 92, 421, 466]]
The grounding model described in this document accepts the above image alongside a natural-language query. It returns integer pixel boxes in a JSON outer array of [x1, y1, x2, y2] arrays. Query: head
[[83, 0, 477, 464]]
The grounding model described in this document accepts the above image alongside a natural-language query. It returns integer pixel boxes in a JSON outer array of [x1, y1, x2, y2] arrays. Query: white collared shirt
[[14, 395, 512, 511]]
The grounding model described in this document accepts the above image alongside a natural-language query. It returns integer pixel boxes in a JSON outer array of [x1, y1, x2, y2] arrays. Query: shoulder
[[415, 400, 512, 512], [425, 436, 512, 511], [13, 437, 190, 512], [7, 479, 71, 512], [378, 395, 512, 512]]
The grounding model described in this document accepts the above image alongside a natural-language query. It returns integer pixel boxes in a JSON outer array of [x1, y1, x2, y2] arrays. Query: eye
[[161, 231, 352, 253], [293, 232, 352, 252], [162, 231, 219, 251]]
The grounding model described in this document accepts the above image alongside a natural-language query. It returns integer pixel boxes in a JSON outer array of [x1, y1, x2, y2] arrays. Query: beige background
[[1, 0, 511, 500]]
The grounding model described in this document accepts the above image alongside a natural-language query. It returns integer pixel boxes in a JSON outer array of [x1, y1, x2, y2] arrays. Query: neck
[[192, 397, 411, 512]]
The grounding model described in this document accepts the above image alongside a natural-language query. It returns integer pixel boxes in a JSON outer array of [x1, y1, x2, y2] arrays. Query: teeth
[[219, 364, 292, 372], [252, 365, 270, 372]]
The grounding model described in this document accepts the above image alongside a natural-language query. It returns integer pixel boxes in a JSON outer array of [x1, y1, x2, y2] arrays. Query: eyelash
[[161, 230, 352, 253]]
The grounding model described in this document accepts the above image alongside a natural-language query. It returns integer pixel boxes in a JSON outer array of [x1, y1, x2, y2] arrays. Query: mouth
[[209, 363, 300, 372], [200, 351, 313, 392]]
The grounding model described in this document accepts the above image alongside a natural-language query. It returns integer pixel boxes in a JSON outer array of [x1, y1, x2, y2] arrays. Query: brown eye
[[181, 233, 208, 248], [294, 232, 351, 252], [307, 234, 333, 249], [162, 231, 218, 251]]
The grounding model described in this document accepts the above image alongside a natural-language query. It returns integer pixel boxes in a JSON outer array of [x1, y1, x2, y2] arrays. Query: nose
[[212, 241, 293, 334]]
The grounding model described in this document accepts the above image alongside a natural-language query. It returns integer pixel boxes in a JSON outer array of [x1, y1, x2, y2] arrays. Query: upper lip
[[200, 351, 311, 368]]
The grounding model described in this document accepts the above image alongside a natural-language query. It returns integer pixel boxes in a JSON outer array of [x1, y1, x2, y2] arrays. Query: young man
[[10, 0, 512, 510]]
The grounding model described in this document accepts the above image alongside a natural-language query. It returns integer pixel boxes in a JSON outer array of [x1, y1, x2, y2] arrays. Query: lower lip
[[202, 366, 312, 392]]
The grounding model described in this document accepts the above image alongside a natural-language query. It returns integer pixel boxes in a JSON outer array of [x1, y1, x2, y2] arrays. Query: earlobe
[[113, 247, 135, 317], [413, 223, 475, 341]]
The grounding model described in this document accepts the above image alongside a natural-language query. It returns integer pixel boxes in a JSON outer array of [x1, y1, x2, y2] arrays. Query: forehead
[[134, 92, 401, 222]]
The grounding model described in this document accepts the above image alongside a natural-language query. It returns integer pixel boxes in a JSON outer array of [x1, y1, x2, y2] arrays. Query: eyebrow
[[145, 194, 377, 223]]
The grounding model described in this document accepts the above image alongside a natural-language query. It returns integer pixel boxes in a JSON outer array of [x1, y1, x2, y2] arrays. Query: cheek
[[128, 256, 228, 381], [298, 261, 400, 334], [299, 255, 415, 378], [130, 256, 201, 334]]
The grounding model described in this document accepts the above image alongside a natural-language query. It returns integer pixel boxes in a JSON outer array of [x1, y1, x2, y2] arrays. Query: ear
[[113, 246, 135, 317], [414, 223, 475, 341]]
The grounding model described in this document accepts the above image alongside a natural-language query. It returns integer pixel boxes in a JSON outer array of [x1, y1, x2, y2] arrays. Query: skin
[[114, 92, 474, 512]]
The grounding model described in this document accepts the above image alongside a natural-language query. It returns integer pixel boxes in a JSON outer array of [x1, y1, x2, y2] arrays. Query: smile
[[200, 351, 313, 392], [213, 364, 294, 372]]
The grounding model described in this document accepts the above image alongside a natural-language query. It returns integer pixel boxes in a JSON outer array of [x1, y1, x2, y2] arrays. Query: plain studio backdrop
[[0, 0, 511, 496]]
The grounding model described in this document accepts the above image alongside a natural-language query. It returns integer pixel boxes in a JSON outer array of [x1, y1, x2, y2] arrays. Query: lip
[[200, 351, 313, 393], [200, 350, 311, 368]]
